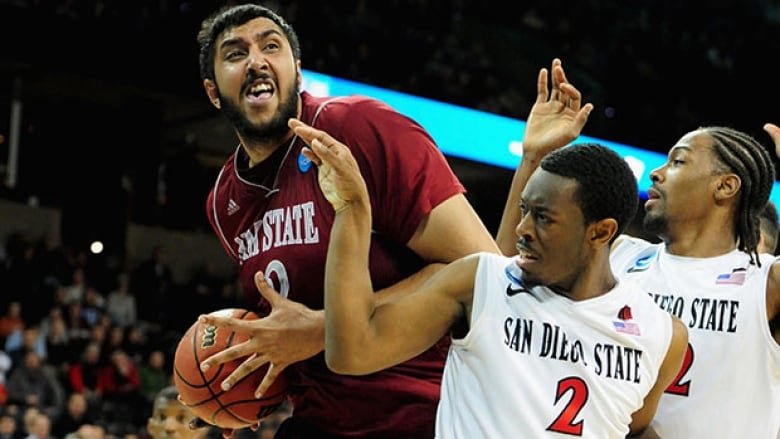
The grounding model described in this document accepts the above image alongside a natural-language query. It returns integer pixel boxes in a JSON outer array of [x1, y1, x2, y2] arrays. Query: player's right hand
[[197, 272, 324, 398], [288, 118, 370, 213], [522, 58, 593, 160]]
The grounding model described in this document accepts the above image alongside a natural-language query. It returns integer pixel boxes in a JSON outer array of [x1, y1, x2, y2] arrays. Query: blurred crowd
[[2, 0, 778, 152], [0, 230, 291, 439]]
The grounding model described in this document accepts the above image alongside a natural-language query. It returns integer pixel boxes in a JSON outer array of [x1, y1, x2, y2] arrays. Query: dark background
[[1, 0, 779, 252]]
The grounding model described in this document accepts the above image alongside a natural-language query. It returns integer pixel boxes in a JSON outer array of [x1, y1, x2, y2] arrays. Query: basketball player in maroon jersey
[[191, 3, 508, 438]]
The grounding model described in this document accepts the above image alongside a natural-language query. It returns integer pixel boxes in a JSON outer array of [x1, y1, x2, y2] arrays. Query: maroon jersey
[[206, 91, 465, 437]]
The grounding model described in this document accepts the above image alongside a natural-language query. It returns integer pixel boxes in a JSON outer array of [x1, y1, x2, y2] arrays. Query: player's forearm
[[324, 201, 378, 374]]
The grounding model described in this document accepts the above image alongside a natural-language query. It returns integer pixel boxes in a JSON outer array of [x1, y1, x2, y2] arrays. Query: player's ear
[[204, 79, 221, 109], [589, 218, 618, 248], [713, 174, 740, 201]]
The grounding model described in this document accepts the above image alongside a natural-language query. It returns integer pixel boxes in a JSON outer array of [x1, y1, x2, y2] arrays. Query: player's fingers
[[255, 271, 283, 307], [198, 313, 258, 334], [301, 147, 321, 167], [551, 58, 568, 89], [289, 118, 339, 149], [535, 67, 549, 104], [200, 342, 253, 371], [572, 104, 594, 133], [222, 353, 268, 391], [221, 428, 234, 439], [559, 83, 582, 111], [255, 362, 283, 398]]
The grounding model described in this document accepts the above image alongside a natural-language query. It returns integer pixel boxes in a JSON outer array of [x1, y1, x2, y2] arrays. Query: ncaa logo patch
[[626, 252, 657, 273], [298, 150, 313, 173]]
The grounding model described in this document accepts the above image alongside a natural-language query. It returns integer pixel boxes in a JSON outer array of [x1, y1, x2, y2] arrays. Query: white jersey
[[610, 236, 780, 439], [436, 252, 673, 438]]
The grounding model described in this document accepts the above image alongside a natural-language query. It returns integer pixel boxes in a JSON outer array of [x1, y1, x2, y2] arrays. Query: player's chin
[[518, 269, 542, 286], [517, 254, 540, 271]]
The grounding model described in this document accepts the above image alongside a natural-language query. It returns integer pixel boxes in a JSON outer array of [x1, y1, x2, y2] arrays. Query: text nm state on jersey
[[234, 202, 319, 261]]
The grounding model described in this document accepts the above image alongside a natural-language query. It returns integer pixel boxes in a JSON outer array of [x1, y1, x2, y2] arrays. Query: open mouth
[[245, 80, 274, 101]]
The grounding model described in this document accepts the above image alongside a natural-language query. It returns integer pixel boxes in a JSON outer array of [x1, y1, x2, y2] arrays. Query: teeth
[[249, 84, 272, 93]]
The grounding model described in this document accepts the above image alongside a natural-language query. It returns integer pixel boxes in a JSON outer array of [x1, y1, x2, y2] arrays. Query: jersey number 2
[[664, 342, 693, 396], [547, 376, 587, 436]]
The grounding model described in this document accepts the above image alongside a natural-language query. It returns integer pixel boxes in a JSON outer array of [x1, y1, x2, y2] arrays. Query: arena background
[[1, 0, 779, 249]]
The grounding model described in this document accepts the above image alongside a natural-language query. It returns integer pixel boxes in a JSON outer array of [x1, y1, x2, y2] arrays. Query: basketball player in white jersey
[[498, 117, 780, 438], [279, 82, 688, 436]]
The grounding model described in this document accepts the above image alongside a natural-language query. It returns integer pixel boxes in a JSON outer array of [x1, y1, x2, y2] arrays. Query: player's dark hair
[[197, 3, 301, 81], [541, 143, 638, 242], [701, 126, 775, 265], [155, 385, 179, 402]]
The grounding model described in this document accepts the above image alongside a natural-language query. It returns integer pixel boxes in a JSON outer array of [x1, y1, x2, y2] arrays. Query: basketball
[[173, 308, 289, 429]]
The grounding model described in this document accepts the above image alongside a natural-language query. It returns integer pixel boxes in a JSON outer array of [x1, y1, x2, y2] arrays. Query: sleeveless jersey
[[436, 252, 673, 438], [610, 236, 780, 438], [206, 91, 465, 437]]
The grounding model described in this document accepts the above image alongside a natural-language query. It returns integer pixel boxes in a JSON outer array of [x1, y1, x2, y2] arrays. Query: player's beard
[[642, 211, 668, 237], [218, 74, 300, 146]]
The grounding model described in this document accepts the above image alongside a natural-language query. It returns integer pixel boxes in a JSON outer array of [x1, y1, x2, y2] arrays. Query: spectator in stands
[[62, 268, 88, 306], [5, 327, 47, 377], [99, 349, 145, 435], [0, 413, 22, 439], [131, 245, 172, 326], [0, 351, 10, 406], [105, 274, 137, 329], [79, 288, 105, 329], [51, 393, 97, 439], [63, 424, 104, 439], [66, 342, 104, 402], [138, 350, 168, 410], [22, 412, 51, 439], [42, 312, 72, 376], [0, 302, 24, 346], [5, 351, 65, 421]]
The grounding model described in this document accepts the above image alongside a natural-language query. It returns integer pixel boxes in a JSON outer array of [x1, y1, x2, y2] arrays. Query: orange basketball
[[173, 308, 289, 429]]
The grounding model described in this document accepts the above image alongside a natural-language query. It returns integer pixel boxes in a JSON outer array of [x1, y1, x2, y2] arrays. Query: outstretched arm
[[763, 122, 780, 339], [496, 58, 593, 254], [290, 118, 476, 375]]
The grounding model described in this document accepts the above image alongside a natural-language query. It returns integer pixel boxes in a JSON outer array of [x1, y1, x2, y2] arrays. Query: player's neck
[[241, 131, 296, 168], [559, 256, 617, 301], [662, 228, 738, 258], [661, 209, 739, 257]]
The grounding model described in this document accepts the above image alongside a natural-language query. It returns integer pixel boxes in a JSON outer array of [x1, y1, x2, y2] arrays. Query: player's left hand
[[197, 272, 324, 397], [288, 118, 370, 213]]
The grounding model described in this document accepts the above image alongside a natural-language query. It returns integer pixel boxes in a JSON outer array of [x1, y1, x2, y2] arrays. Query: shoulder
[[307, 93, 417, 135]]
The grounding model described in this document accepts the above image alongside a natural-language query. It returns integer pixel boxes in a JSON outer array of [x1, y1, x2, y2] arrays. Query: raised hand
[[288, 118, 370, 213], [522, 58, 594, 160]]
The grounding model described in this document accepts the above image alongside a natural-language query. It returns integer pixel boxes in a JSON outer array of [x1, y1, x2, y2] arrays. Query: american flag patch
[[715, 271, 746, 285], [613, 321, 641, 335]]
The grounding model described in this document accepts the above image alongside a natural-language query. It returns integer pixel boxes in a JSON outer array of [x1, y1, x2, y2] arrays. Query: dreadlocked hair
[[702, 126, 776, 266]]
